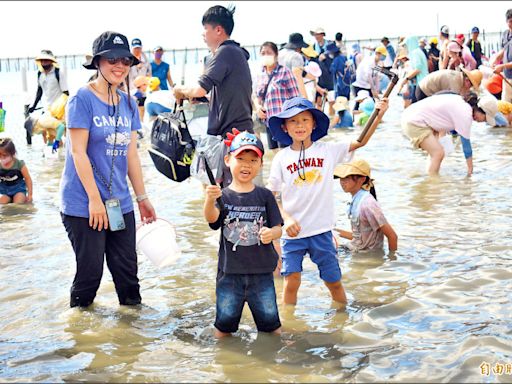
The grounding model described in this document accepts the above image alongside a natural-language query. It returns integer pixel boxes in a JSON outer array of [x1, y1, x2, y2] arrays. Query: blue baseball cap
[[226, 130, 265, 158], [325, 42, 340, 55], [131, 38, 142, 47], [268, 97, 330, 146], [471, 26, 480, 34]]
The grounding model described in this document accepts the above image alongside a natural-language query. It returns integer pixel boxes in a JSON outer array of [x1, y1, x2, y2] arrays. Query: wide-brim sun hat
[[397, 52, 409, 61], [268, 97, 330, 146], [284, 33, 309, 50], [333, 96, 349, 112], [301, 45, 319, 58], [361, 98, 376, 116], [35, 50, 57, 63], [134, 75, 149, 88], [477, 95, 498, 126], [83, 31, 140, 70], [462, 68, 483, 89], [333, 158, 371, 179]]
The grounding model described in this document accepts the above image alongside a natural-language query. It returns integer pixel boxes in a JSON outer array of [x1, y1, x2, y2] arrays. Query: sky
[[1, 1, 510, 58]]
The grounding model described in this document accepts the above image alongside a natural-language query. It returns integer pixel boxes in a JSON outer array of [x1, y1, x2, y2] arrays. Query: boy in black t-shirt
[[204, 129, 283, 338]]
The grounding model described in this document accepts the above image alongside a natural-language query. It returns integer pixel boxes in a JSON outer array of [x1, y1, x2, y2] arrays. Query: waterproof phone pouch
[[105, 198, 126, 231]]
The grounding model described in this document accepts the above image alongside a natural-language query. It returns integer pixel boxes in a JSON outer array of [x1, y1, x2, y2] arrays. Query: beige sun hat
[[462, 68, 483, 90], [301, 44, 319, 58], [310, 27, 326, 36], [334, 158, 371, 179], [35, 49, 57, 62], [333, 96, 349, 112]]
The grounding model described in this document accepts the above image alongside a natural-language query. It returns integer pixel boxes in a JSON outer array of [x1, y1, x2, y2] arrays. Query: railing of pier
[[0, 32, 505, 75]]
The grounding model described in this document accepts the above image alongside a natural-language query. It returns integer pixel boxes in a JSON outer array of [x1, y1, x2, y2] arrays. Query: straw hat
[[35, 50, 57, 63], [333, 96, 349, 112], [462, 68, 483, 89], [134, 75, 149, 88], [334, 158, 371, 179]]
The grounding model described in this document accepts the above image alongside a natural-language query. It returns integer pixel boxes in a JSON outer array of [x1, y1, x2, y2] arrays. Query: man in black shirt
[[467, 26, 483, 68], [173, 5, 253, 138]]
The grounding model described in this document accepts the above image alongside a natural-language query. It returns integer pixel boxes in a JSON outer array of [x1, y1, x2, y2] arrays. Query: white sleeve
[[59, 67, 69, 92], [331, 141, 353, 164], [266, 153, 284, 192]]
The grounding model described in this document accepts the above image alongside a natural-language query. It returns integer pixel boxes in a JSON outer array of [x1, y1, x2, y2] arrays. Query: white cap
[[477, 95, 498, 126]]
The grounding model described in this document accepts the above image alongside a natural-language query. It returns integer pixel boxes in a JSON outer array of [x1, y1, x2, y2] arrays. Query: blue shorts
[[281, 231, 341, 283], [215, 270, 281, 334], [0, 182, 27, 198]]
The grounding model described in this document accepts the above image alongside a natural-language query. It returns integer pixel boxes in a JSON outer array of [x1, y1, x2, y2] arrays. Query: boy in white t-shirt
[[267, 96, 388, 305]]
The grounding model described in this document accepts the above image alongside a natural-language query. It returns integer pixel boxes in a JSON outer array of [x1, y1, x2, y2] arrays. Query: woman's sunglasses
[[105, 57, 133, 66]]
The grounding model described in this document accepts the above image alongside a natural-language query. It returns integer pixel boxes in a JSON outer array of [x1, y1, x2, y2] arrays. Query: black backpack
[[148, 104, 195, 182]]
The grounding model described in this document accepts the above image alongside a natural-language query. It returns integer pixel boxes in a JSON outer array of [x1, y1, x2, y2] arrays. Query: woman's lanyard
[[91, 91, 120, 200]]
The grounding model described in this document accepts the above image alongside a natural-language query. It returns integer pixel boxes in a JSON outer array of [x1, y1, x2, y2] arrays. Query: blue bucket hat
[[268, 97, 330, 146]]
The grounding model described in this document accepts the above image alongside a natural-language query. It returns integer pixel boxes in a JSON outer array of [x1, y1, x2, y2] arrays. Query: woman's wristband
[[136, 194, 148, 203]]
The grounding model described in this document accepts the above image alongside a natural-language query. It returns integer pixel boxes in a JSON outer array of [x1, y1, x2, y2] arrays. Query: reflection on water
[[1, 94, 512, 382]]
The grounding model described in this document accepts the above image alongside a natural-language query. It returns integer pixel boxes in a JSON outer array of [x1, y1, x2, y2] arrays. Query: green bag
[[0, 102, 6, 133]]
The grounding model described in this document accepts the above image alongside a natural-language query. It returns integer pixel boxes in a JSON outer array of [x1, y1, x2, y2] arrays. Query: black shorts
[[137, 96, 147, 107]]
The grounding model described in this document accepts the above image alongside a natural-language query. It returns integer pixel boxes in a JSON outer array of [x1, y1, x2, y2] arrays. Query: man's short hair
[[202, 5, 235, 36], [335, 32, 343, 41], [506, 9, 512, 21]]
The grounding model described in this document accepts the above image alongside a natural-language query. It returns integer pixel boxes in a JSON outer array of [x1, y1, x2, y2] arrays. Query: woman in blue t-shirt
[[60, 31, 157, 308]]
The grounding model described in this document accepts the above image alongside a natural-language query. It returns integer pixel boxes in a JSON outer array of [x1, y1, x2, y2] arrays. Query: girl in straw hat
[[330, 96, 353, 128], [334, 158, 397, 252]]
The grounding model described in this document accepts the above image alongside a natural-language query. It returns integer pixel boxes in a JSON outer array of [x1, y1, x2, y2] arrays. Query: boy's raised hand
[[205, 185, 222, 203], [284, 218, 301, 238]]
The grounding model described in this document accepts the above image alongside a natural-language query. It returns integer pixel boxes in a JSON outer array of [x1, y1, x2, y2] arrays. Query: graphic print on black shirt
[[209, 186, 283, 274], [223, 204, 266, 251]]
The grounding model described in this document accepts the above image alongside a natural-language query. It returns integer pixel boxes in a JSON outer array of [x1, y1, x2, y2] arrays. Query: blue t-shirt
[[501, 30, 512, 79], [60, 86, 141, 218], [151, 61, 170, 90]]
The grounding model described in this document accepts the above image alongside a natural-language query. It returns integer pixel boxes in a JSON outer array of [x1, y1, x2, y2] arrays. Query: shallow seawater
[[1, 90, 512, 383]]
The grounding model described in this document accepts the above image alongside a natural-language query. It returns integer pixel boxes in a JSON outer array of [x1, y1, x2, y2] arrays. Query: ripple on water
[[2, 92, 512, 381]]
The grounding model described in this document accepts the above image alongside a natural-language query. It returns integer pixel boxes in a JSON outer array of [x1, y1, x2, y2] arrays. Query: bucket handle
[[136, 218, 178, 245]]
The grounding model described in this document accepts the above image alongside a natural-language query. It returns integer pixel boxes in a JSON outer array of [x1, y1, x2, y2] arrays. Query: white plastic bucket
[[136, 219, 181, 267]]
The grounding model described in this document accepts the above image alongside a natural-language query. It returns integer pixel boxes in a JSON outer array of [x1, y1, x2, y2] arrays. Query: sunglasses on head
[[105, 57, 133, 66]]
